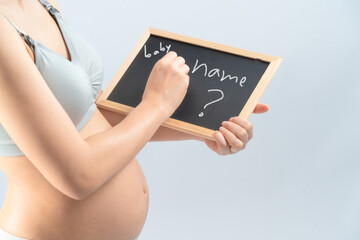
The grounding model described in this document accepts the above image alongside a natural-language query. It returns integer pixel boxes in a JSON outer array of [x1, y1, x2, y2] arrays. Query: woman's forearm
[[98, 107, 204, 142], [75, 101, 167, 199]]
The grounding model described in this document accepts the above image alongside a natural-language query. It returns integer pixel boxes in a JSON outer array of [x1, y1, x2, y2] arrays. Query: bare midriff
[[0, 108, 149, 240]]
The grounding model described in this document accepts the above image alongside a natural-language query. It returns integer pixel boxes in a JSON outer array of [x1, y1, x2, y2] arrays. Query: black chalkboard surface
[[97, 28, 282, 140]]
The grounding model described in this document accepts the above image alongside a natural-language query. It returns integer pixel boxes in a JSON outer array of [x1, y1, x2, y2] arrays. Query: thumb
[[253, 103, 269, 114]]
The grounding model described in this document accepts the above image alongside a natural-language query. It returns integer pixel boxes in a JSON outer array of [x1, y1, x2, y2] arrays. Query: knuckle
[[168, 51, 177, 57], [155, 60, 165, 69], [185, 64, 190, 72], [234, 141, 243, 149], [178, 56, 185, 63], [230, 116, 239, 123], [246, 121, 253, 130], [170, 63, 178, 71], [218, 141, 227, 149], [239, 128, 247, 137], [178, 69, 186, 78]]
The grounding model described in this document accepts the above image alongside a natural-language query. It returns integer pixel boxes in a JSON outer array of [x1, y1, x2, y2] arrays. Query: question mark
[[199, 89, 224, 117]]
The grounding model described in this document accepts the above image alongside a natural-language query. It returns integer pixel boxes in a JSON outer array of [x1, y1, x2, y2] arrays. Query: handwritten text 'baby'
[[144, 42, 171, 58]]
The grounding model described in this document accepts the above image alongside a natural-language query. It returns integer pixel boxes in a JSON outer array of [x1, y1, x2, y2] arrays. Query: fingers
[[216, 117, 254, 155], [206, 126, 246, 156], [162, 51, 189, 74], [204, 117, 254, 156], [222, 120, 248, 144], [214, 130, 230, 155], [171, 54, 190, 77], [219, 126, 245, 153], [173, 55, 189, 74], [161, 51, 177, 62], [179, 64, 190, 74], [173, 56, 185, 67], [162, 51, 186, 68], [229, 117, 253, 140]]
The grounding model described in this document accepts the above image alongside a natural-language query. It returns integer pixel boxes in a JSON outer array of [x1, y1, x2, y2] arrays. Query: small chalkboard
[[96, 28, 282, 140]]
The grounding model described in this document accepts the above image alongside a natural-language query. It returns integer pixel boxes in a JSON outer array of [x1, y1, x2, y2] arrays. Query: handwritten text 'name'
[[192, 59, 247, 87]]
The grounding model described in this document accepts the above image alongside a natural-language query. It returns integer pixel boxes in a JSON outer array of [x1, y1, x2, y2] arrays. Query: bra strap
[[0, 12, 35, 53], [38, 0, 60, 16], [0, 0, 61, 53]]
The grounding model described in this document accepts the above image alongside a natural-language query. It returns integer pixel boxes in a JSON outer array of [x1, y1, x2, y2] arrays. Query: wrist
[[138, 100, 169, 123]]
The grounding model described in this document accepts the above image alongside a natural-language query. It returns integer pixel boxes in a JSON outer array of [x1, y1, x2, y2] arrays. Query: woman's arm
[[98, 105, 203, 142], [0, 18, 189, 201]]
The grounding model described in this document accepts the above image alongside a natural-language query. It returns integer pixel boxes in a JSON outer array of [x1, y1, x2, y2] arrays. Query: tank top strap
[[0, 11, 35, 52]]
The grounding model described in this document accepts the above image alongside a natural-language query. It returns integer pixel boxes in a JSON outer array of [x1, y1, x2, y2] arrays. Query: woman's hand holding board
[[203, 102, 269, 155]]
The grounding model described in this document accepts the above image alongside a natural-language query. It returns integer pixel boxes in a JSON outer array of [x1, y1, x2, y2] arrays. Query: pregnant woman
[[0, 0, 269, 239]]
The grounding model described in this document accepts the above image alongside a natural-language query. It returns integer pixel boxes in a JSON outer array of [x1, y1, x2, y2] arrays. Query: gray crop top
[[0, 0, 104, 157]]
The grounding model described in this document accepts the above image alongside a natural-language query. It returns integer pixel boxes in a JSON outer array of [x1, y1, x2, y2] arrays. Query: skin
[[0, 0, 269, 239]]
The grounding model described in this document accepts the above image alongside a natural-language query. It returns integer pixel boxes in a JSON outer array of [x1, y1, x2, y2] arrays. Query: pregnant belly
[[66, 158, 149, 240], [0, 157, 149, 240]]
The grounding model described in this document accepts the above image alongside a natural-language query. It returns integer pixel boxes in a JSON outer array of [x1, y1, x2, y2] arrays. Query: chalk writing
[[192, 59, 247, 87], [144, 42, 171, 58], [199, 89, 224, 117]]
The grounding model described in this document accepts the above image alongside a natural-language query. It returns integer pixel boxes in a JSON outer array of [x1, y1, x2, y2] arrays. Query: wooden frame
[[96, 27, 283, 141]]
